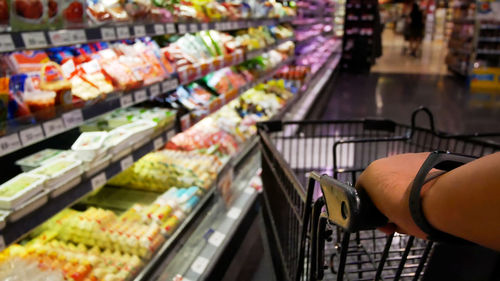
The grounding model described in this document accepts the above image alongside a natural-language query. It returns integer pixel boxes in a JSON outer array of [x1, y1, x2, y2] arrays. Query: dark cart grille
[[258, 112, 499, 281]]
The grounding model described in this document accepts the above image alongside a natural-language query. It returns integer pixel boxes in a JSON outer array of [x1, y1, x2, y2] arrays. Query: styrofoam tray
[[85, 154, 111, 177], [8, 190, 49, 222], [30, 159, 83, 191], [0, 173, 47, 210], [111, 147, 133, 163], [105, 128, 134, 156], [50, 176, 82, 198], [15, 149, 64, 172], [72, 131, 108, 161]]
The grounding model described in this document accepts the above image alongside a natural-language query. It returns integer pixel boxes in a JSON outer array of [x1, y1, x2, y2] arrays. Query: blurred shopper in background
[[406, 2, 424, 57]]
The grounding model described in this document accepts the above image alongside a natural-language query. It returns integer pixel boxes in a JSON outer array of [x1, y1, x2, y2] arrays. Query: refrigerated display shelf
[[480, 24, 500, 30], [295, 30, 334, 45], [296, 37, 342, 62], [0, 17, 295, 52], [0, 57, 294, 248], [0, 122, 176, 248], [478, 37, 500, 42], [476, 49, 500, 55], [0, 45, 290, 158]]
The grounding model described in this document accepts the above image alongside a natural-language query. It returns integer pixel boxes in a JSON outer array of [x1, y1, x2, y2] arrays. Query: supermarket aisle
[[371, 29, 448, 75], [320, 72, 499, 134]]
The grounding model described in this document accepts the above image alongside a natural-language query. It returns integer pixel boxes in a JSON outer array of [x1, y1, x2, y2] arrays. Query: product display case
[[0, 0, 344, 279]]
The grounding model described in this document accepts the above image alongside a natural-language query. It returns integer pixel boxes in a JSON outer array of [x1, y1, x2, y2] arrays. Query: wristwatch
[[408, 151, 477, 243]]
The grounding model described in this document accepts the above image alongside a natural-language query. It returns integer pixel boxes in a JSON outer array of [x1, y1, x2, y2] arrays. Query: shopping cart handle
[[313, 174, 388, 232]]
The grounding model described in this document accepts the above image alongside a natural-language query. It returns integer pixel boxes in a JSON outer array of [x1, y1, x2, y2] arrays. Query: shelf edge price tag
[[154, 24, 165, 35], [201, 23, 208, 30], [133, 25, 146, 37], [116, 26, 131, 39], [91, 172, 107, 191], [0, 34, 15, 52], [62, 109, 83, 128], [43, 118, 65, 137], [19, 125, 44, 146], [178, 23, 187, 33], [191, 256, 209, 275], [226, 207, 241, 220], [134, 89, 147, 103], [69, 29, 87, 43], [180, 114, 191, 131], [165, 23, 176, 34], [189, 23, 198, 32], [161, 79, 178, 93], [0, 134, 22, 156], [48, 30, 70, 46], [153, 137, 164, 150], [120, 155, 134, 171], [120, 94, 134, 108], [166, 129, 175, 141], [21, 32, 47, 49], [149, 84, 160, 97], [208, 231, 226, 247], [100, 27, 116, 40], [0, 236, 5, 252]]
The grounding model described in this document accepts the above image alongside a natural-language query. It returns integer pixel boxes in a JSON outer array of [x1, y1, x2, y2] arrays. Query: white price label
[[208, 231, 226, 247], [0, 134, 22, 156], [178, 24, 187, 33], [191, 257, 209, 274], [120, 155, 134, 171], [154, 24, 165, 35], [161, 79, 178, 93], [48, 30, 70, 46], [43, 118, 65, 137], [120, 94, 134, 108], [100, 28, 116, 40], [0, 34, 15, 52], [68, 30, 87, 43], [134, 89, 147, 103], [19, 126, 44, 146], [0, 236, 5, 251], [166, 129, 175, 141], [165, 23, 176, 34], [227, 207, 241, 219], [133, 25, 146, 37], [153, 137, 164, 150], [189, 23, 198, 32], [215, 22, 222, 30], [116, 26, 130, 39], [91, 172, 107, 190], [201, 23, 208, 30], [62, 109, 83, 128], [149, 84, 160, 97], [22, 32, 47, 49], [180, 114, 191, 131], [244, 187, 256, 194]]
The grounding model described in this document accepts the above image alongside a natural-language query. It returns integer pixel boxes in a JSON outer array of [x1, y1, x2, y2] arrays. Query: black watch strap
[[409, 151, 477, 244]]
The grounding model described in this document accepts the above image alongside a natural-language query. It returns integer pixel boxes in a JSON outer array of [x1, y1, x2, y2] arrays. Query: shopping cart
[[257, 107, 500, 281]]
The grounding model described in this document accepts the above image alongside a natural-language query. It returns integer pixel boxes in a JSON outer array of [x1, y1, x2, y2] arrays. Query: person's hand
[[355, 152, 433, 239]]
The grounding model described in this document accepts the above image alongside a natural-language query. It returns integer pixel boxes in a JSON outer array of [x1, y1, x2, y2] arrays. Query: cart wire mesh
[[258, 109, 500, 281]]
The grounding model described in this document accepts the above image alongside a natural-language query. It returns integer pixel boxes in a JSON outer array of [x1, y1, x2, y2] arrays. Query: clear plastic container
[[30, 159, 83, 191], [71, 131, 108, 161], [15, 148, 65, 172], [0, 173, 47, 209]]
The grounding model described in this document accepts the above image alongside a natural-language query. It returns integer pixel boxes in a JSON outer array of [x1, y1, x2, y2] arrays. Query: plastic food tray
[[30, 159, 83, 191], [51, 176, 82, 198], [0, 173, 47, 210], [105, 128, 134, 156], [120, 120, 157, 145], [8, 190, 49, 222], [15, 149, 64, 172], [85, 154, 112, 177], [72, 132, 108, 162], [0, 210, 10, 230]]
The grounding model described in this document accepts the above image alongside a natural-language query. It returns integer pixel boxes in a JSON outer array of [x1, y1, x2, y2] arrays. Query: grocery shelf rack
[[0, 17, 295, 52], [0, 56, 294, 248]]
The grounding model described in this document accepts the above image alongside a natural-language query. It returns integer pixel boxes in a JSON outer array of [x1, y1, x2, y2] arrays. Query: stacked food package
[[4, 0, 295, 31]]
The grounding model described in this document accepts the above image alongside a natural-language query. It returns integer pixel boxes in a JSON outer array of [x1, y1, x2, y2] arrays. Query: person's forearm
[[422, 152, 500, 251]]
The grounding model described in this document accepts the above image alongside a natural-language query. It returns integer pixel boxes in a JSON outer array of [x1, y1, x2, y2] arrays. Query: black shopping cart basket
[[257, 107, 500, 281]]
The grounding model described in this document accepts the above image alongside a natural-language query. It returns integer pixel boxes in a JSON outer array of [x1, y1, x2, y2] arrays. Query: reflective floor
[[321, 31, 500, 135]]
